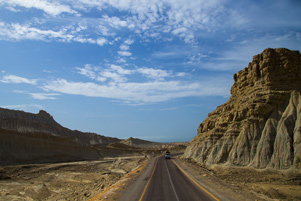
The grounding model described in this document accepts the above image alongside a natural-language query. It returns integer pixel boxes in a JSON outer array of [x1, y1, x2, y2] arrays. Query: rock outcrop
[[0, 107, 120, 146], [183, 48, 301, 169]]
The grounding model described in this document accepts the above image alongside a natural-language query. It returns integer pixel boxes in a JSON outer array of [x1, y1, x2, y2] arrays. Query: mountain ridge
[[0, 107, 120, 146], [0, 107, 186, 165]]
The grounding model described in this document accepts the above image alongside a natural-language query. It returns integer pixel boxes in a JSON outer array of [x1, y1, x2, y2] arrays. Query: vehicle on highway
[[165, 151, 170, 159]]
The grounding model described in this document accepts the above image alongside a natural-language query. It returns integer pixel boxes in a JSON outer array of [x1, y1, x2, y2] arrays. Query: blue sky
[[0, 0, 300, 142]]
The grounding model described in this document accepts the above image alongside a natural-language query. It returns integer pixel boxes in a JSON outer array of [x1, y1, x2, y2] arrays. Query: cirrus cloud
[[1, 75, 37, 85], [0, 0, 78, 16], [42, 77, 230, 105], [0, 22, 108, 46], [29, 93, 60, 100]]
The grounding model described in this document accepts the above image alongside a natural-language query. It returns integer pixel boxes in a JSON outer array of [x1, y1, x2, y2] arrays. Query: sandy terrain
[[180, 158, 301, 201], [92, 155, 301, 201], [0, 156, 147, 201], [1, 153, 300, 201], [211, 165, 301, 200]]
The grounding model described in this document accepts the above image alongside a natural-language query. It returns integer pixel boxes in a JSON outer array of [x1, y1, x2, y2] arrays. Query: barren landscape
[[1, 153, 301, 201], [1, 48, 301, 200], [0, 154, 301, 201], [180, 158, 301, 201], [0, 156, 147, 201]]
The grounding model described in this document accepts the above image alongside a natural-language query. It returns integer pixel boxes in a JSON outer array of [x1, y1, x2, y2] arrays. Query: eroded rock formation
[[0, 108, 119, 165], [0, 128, 102, 165], [0, 107, 120, 146], [183, 48, 301, 169]]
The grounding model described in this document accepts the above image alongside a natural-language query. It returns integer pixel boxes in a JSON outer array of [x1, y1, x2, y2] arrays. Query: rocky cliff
[[183, 48, 301, 169], [0, 107, 120, 146]]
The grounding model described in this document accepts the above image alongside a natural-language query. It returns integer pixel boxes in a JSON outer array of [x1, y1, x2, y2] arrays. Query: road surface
[[120, 154, 220, 201]]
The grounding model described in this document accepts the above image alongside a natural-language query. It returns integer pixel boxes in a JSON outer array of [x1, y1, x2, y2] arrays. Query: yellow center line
[[139, 157, 159, 201], [172, 159, 220, 201]]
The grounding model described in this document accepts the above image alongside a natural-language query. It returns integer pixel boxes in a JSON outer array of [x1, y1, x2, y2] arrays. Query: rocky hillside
[[183, 48, 301, 169], [0, 108, 122, 165], [0, 128, 102, 165], [120, 137, 163, 149], [0, 107, 120, 146], [120, 137, 188, 150]]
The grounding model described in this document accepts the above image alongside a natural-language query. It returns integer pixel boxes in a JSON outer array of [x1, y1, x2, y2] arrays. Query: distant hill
[[183, 48, 301, 169], [120, 137, 163, 149], [0, 107, 121, 165], [120, 137, 188, 150], [0, 107, 120, 146], [0, 128, 102, 166], [0, 107, 186, 165]]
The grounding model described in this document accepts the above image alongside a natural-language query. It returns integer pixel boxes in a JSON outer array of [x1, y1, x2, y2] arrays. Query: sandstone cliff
[[183, 48, 301, 169], [0, 107, 120, 146]]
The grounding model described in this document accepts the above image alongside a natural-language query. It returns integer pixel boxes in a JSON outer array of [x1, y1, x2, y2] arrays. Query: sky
[[0, 0, 300, 142]]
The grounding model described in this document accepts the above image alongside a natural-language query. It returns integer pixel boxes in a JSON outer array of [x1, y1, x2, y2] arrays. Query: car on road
[[165, 151, 170, 159]]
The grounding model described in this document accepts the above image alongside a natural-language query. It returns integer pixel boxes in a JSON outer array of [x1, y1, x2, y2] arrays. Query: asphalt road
[[120, 154, 219, 201]]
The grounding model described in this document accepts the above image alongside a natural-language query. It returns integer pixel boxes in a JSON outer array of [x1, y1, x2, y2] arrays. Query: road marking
[[172, 160, 220, 201], [139, 157, 158, 201], [165, 160, 180, 201]]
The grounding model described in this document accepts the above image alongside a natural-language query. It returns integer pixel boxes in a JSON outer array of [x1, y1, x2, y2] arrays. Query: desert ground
[[180, 158, 301, 201], [1, 153, 301, 201], [0, 156, 147, 201]]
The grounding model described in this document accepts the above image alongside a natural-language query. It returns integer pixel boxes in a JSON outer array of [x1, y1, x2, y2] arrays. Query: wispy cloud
[[0, 22, 108, 46], [71, 64, 232, 105], [0, 0, 299, 106], [0, 22, 65, 41], [41, 74, 231, 105], [136, 68, 170, 81], [76, 64, 98, 80], [1, 0, 300, 50], [9, 87, 60, 100], [101, 15, 129, 29], [0, 0, 232, 45], [76, 64, 175, 83], [76, 64, 133, 83], [1, 75, 37, 85], [29, 93, 60, 100], [0, 0, 78, 16]]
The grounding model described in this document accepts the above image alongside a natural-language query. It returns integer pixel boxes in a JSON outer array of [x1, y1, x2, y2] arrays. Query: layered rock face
[[0, 107, 120, 146], [0, 108, 121, 165], [183, 48, 301, 169], [120, 137, 163, 149], [0, 128, 102, 165]]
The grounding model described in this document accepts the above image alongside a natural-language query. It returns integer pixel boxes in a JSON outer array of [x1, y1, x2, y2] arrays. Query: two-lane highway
[[120, 154, 220, 201]]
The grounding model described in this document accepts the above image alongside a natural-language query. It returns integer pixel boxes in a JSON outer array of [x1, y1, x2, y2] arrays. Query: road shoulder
[[173, 157, 262, 201], [90, 156, 158, 201]]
